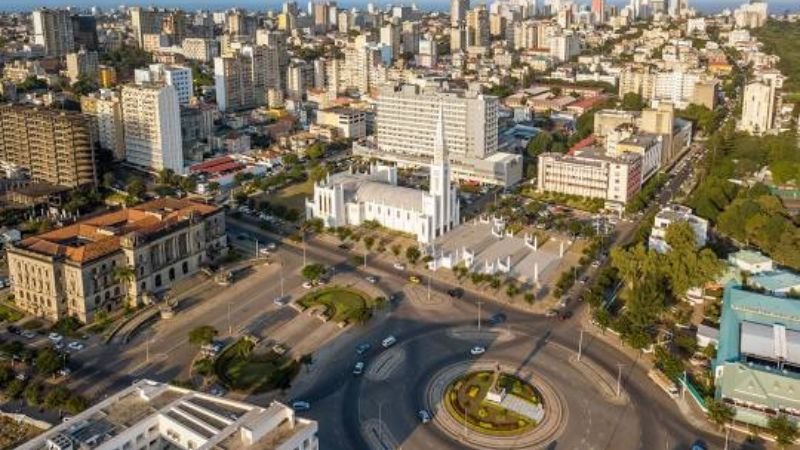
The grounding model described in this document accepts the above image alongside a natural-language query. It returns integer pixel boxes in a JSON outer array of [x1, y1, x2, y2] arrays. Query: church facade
[[305, 105, 460, 244]]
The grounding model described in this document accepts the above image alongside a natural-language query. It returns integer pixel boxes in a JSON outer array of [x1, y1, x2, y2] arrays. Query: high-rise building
[[591, 0, 605, 22], [402, 21, 421, 55], [181, 37, 219, 63], [0, 105, 97, 187], [98, 65, 117, 88], [740, 81, 775, 135], [466, 5, 490, 48], [549, 32, 580, 62], [31, 8, 74, 57], [81, 89, 126, 160], [380, 23, 401, 59], [71, 15, 99, 50], [7, 200, 226, 323], [214, 54, 256, 112], [66, 48, 99, 83], [418, 37, 438, 68], [135, 63, 193, 106], [451, 0, 470, 26], [286, 59, 315, 100], [121, 83, 183, 173], [376, 83, 498, 161], [130, 7, 186, 48]]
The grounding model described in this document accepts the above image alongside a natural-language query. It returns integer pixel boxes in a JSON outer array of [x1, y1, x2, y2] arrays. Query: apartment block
[[121, 84, 184, 173], [0, 104, 97, 188], [181, 37, 219, 63], [135, 64, 193, 106], [32, 8, 74, 57], [81, 89, 126, 161], [214, 53, 256, 112], [7, 199, 226, 323], [317, 107, 367, 139], [739, 80, 776, 134]]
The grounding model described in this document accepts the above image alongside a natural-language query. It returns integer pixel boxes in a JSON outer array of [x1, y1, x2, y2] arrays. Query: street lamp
[[577, 328, 584, 361], [616, 364, 625, 397], [477, 301, 483, 333]]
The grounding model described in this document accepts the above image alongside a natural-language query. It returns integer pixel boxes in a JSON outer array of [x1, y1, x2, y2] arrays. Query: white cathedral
[[305, 105, 460, 244]]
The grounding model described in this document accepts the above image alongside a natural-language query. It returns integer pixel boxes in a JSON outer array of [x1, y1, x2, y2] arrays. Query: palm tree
[[112, 265, 136, 284], [706, 399, 734, 430]]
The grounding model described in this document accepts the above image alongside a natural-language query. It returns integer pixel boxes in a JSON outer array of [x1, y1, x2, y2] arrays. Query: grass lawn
[[215, 339, 300, 393], [522, 189, 604, 213], [298, 287, 378, 324], [273, 180, 314, 211], [444, 371, 539, 435], [0, 416, 43, 449], [0, 302, 24, 323]]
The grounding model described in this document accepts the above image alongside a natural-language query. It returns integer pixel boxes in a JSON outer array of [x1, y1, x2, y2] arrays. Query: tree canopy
[[188, 325, 218, 346]]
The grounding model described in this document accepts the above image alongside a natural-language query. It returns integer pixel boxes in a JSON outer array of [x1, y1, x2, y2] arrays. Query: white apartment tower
[[122, 84, 183, 173], [32, 8, 74, 57], [740, 81, 775, 134], [134, 63, 193, 106], [451, 0, 470, 26]]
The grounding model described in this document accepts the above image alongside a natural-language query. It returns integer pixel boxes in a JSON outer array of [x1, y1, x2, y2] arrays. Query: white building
[[550, 32, 580, 63], [122, 83, 184, 173], [648, 204, 708, 253], [81, 89, 126, 160], [740, 79, 777, 135], [135, 63, 193, 106], [66, 49, 99, 83], [32, 8, 74, 57], [307, 106, 460, 243], [17, 379, 318, 450], [181, 37, 219, 63]]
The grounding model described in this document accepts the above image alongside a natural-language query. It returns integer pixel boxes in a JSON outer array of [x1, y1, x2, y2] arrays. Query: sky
[[2, 0, 799, 14]]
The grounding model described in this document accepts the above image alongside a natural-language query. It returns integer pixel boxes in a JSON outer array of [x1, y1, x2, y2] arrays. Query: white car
[[470, 346, 486, 356], [292, 401, 311, 411], [67, 342, 85, 351], [418, 410, 431, 424], [393, 263, 406, 271], [365, 276, 378, 284], [48, 332, 63, 343], [352, 361, 365, 376], [273, 296, 290, 307], [265, 242, 277, 251], [302, 281, 314, 289], [21, 330, 36, 339], [381, 336, 397, 348]]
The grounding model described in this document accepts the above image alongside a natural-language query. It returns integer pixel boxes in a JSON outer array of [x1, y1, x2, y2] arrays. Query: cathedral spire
[[433, 103, 447, 165]]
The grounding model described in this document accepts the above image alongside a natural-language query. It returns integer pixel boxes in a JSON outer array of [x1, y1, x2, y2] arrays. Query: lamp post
[[577, 328, 584, 361], [616, 364, 625, 397], [477, 301, 483, 332]]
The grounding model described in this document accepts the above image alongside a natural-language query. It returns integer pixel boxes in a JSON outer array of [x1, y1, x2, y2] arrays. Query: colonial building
[[7, 198, 227, 323], [306, 106, 460, 244]]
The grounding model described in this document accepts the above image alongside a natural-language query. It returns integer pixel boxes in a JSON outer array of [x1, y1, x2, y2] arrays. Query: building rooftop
[[750, 271, 800, 293], [11, 198, 220, 264], [17, 380, 316, 450], [729, 249, 773, 266]]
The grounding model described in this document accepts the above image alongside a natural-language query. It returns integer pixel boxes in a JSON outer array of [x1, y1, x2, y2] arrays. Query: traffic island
[[426, 361, 567, 449], [297, 286, 382, 326]]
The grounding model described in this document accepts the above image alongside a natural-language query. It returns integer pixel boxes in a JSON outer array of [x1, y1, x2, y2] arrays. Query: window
[[155, 274, 162, 287], [182, 262, 188, 274], [168, 268, 175, 281]]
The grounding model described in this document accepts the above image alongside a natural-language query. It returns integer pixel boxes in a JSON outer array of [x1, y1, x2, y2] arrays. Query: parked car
[[355, 343, 371, 355], [393, 263, 406, 271], [447, 288, 464, 298], [408, 276, 421, 284], [48, 333, 63, 343], [21, 330, 36, 339], [292, 401, 311, 411], [273, 296, 290, 307], [302, 281, 314, 289], [470, 346, 486, 356], [545, 309, 559, 318], [6, 325, 20, 335], [67, 342, 85, 351], [365, 276, 378, 284], [417, 410, 431, 424], [489, 313, 507, 325], [381, 336, 397, 348], [352, 361, 365, 376]]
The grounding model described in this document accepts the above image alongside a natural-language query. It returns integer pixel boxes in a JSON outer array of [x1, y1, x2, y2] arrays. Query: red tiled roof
[[568, 134, 596, 155]]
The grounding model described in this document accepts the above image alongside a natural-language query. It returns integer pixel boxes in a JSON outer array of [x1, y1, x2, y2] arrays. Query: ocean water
[[2, 0, 799, 14]]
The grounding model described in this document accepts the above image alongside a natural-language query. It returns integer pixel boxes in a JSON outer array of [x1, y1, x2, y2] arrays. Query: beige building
[[7, 198, 227, 323], [66, 49, 99, 83], [98, 65, 117, 88], [537, 148, 643, 206], [317, 107, 367, 139], [0, 104, 96, 188], [18, 379, 318, 450], [692, 80, 718, 110], [181, 37, 219, 63], [81, 89, 126, 160], [466, 5, 490, 48], [594, 110, 640, 138], [31, 8, 74, 57], [121, 83, 184, 173]]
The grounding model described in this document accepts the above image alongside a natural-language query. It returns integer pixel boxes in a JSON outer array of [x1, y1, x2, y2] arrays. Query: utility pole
[[427, 274, 432, 301], [302, 234, 307, 266], [363, 252, 367, 270], [577, 328, 584, 361], [378, 401, 384, 444], [616, 364, 625, 397], [145, 331, 151, 364], [227, 302, 232, 336], [280, 258, 285, 297], [477, 301, 483, 332]]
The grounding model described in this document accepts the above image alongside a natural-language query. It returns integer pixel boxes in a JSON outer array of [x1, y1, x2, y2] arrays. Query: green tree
[[620, 92, 646, 110], [24, 382, 43, 406], [391, 245, 401, 257], [706, 399, 735, 430], [305, 142, 327, 160], [526, 132, 554, 158], [363, 235, 375, 250], [44, 385, 70, 410], [405, 246, 421, 264], [126, 178, 145, 200], [5, 378, 25, 398], [188, 325, 218, 346], [35, 348, 63, 376], [768, 414, 799, 449], [283, 153, 299, 166], [309, 164, 328, 183], [301, 263, 326, 281]]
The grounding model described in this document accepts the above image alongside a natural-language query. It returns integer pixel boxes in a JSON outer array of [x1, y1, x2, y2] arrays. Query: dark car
[[6, 325, 20, 335], [356, 343, 371, 355], [447, 288, 464, 298], [559, 311, 574, 321], [489, 313, 507, 325]]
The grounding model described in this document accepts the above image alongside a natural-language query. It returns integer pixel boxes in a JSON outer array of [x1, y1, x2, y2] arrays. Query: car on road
[[559, 311, 573, 321], [273, 296, 290, 307], [291, 401, 311, 411], [579, 277, 588, 284], [489, 313, 507, 325], [356, 343, 371, 355], [393, 263, 406, 271], [57, 368, 71, 377], [470, 346, 486, 356], [302, 281, 314, 289], [21, 330, 36, 339], [408, 276, 421, 284], [265, 242, 277, 251], [417, 410, 431, 424], [365, 276, 378, 284], [558, 298, 568, 308], [6, 325, 20, 335], [545, 309, 559, 318], [48, 333, 63, 343], [690, 440, 707, 450], [53, 341, 64, 350], [67, 342, 85, 351], [590, 260, 601, 268], [381, 336, 397, 348], [209, 387, 226, 397], [352, 361, 365, 376], [447, 288, 464, 298]]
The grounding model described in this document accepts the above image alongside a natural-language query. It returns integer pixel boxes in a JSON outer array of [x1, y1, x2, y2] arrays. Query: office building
[[0, 105, 96, 188], [286, 59, 315, 100], [17, 380, 316, 450], [71, 15, 99, 51], [537, 148, 643, 206], [81, 89, 126, 161], [98, 66, 117, 88], [317, 107, 367, 139], [550, 32, 580, 63], [8, 201, 225, 323], [31, 8, 74, 57], [418, 37, 438, 68], [466, 5, 490, 48], [451, 0, 470, 26], [740, 80, 776, 134], [214, 53, 256, 112], [381, 23, 401, 59], [121, 84, 183, 173], [66, 49, 99, 83], [592, 0, 605, 22]]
